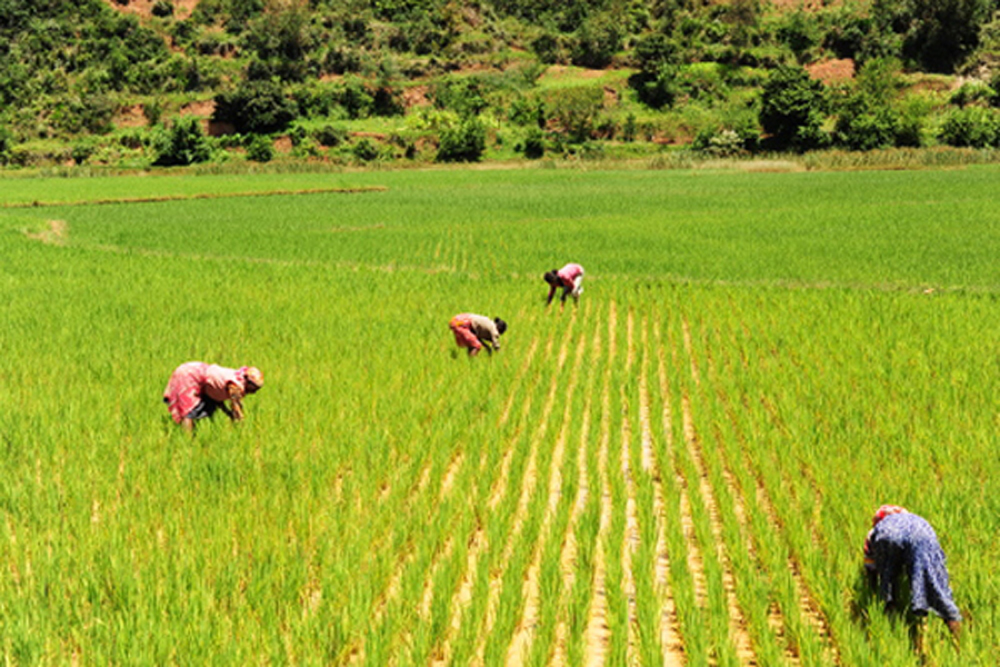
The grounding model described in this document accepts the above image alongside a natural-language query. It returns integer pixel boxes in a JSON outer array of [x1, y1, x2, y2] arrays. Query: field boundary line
[[2, 186, 387, 209]]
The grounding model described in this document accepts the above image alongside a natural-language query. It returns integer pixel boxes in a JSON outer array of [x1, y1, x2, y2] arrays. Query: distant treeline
[[3, 0, 1000, 166]]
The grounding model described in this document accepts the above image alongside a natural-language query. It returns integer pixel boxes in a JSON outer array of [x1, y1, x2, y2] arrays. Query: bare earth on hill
[[102, 0, 199, 20]]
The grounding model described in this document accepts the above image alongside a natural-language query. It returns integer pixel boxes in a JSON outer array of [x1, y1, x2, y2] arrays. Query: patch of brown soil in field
[[806, 59, 856, 85], [24, 220, 68, 245]]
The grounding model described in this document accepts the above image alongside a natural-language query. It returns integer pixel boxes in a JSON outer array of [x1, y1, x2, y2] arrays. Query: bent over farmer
[[163, 362, 264, 432], [544, 263, 584, 305], [449, 313, 506, 357], [863, 505, 961, 647]]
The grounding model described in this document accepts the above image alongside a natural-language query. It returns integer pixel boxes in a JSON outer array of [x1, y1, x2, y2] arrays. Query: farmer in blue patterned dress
[[863, 505, 962, 647]]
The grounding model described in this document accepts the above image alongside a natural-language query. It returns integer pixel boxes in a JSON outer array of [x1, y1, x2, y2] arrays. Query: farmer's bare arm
[[227, 384, 245, 421]]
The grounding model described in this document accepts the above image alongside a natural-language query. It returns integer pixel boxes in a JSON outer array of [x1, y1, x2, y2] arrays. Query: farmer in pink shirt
[[163, 362, 264, 432], [544, 263, 584, 305]]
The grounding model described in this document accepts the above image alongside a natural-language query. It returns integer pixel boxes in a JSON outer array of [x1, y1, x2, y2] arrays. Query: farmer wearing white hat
[[163, 362, 264, 432]]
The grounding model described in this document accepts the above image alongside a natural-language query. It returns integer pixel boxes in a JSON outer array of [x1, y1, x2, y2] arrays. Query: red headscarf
[[872, 504, 908, 527]]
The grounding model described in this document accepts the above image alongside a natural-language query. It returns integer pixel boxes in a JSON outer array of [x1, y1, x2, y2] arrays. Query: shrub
[[436, 117, 486, 162], [313, 125, 347, 147], [531, 32, 567, 65], [570, 13, 622, 69], [430, 76, 490, 118], [0, 126, 14, 164], [508, 96, 544, 127], [776, 10, 822, 61], [631, 64, 681, 110], [622, 113, 637, 142], [339, 77, 375, 119], [213, 80, 297, 134], [950, 81, 994, 107], [522, 127, 545, 159], [938, 106, 999, 147], [245, 134, 274, 162], [834, 99, 901, 150], [547, 87, 604, 143], [153, 116, 211, 166], [143, 99, 164, 126], [352, 138, 380, 161], [759, 65, 829, 151], [71, 142, 96, 165], [151, 1, 174, 18]]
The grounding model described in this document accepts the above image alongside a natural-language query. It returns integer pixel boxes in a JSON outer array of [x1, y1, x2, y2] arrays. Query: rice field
[[0, 165, 998, 666]]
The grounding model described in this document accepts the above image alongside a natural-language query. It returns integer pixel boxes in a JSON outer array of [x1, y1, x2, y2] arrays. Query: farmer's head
[[543, 271, 559, 285], [243, 366, 264, 394], [494, 318, 507, 335]]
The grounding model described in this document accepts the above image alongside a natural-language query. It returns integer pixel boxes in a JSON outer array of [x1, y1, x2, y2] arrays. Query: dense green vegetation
[[0, 166, 998, 664], [5, 0, 1000, 167]]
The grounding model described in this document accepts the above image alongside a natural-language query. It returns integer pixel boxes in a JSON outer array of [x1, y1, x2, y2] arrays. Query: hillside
[[1, 0, 999, 168]]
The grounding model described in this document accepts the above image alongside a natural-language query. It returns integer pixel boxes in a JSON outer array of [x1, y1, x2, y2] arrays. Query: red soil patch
[[114, 104, 147, 128], [403, 85, 430, 109], [805, 58, 856, 85], [273, 136, 293, 153], [179, 100, 215, 117], [352, 132, 388, 140], [103, 0, 199, 20], [767, 0, 840, 9], [545, 65, 607, 80]]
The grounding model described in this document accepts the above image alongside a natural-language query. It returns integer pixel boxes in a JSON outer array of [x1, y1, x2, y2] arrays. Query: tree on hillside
[[873, 0, 992, 73], [213, 79, 298, 133], [759, 65, 828, 151]]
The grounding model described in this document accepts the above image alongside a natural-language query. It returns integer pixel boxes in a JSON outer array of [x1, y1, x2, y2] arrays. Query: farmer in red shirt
[[163, 362, 264, 432], [449, 314, 506, 357], [544, 263, 584, 305]]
